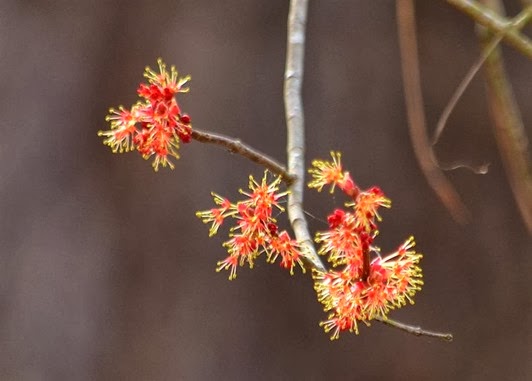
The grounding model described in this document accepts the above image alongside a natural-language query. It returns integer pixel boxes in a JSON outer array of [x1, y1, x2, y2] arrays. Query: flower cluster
[[309, 152, 423, 339], [196, 171, 306, 279], [98, 59, 192, 171]]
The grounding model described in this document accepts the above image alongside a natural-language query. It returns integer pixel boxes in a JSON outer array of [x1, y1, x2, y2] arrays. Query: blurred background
[[0, 0, 531, 380]]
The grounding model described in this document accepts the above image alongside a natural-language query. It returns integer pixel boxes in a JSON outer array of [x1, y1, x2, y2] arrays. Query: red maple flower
[[197, 171, 306, 279], [308, 152, 359, 198], [313, 237, 422, 339], [309, 152, 423, 339], [98, 59, 192, 171]]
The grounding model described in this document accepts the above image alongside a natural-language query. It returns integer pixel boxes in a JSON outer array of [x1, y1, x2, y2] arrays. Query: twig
[[191, 129, 295, 185], [477, 0, 532, 233], [375, 316, 454, 342], [447, 0, 532, 59], [284, 0, 325, 272], [432, 34, 503, 146], [396, 0, 470, 224]]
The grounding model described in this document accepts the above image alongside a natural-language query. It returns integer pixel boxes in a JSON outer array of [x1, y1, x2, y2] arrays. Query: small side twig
[[191, 129, 295, 185], [375, 316, 454, 342], [284, 0, 326, 272]]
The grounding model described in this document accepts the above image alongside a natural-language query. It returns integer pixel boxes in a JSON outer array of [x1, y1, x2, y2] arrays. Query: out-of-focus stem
[[432, 34, 502, 146], [397, 0, 470, 224], [477, 1, 532, 233], [447, 0, 532, 59], [432, 8, 530, 175]]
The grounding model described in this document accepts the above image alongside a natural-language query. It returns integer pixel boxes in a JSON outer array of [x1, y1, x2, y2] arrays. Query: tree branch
[[477, 0, 532, 233], [447, 0, 532, 59], [431, 8, 531, 173], [284, 0, 326, 272]]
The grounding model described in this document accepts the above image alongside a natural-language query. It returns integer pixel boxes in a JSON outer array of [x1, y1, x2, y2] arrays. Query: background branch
[[477, 0, 532, 233], [396, 0, 470, 224], [431, 8, 531, 176], [432, 34, 502, 147], [447, 0, 532, 59]]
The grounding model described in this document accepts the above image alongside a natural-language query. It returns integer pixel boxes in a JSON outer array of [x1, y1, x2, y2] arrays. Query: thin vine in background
[[477, 0, 532, 232], [443, 0, 532, 232], [448, 0, 532, 58]]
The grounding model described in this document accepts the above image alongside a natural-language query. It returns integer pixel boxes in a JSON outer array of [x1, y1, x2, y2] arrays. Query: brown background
[[1, 1, 531, 380]]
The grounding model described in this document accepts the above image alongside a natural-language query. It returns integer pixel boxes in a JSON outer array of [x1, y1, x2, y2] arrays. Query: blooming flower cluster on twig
[[196, 171, 306, 279], [100, 56, 448, 341], [309, 152, 423, 339], [98, 59, 192, 171]]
